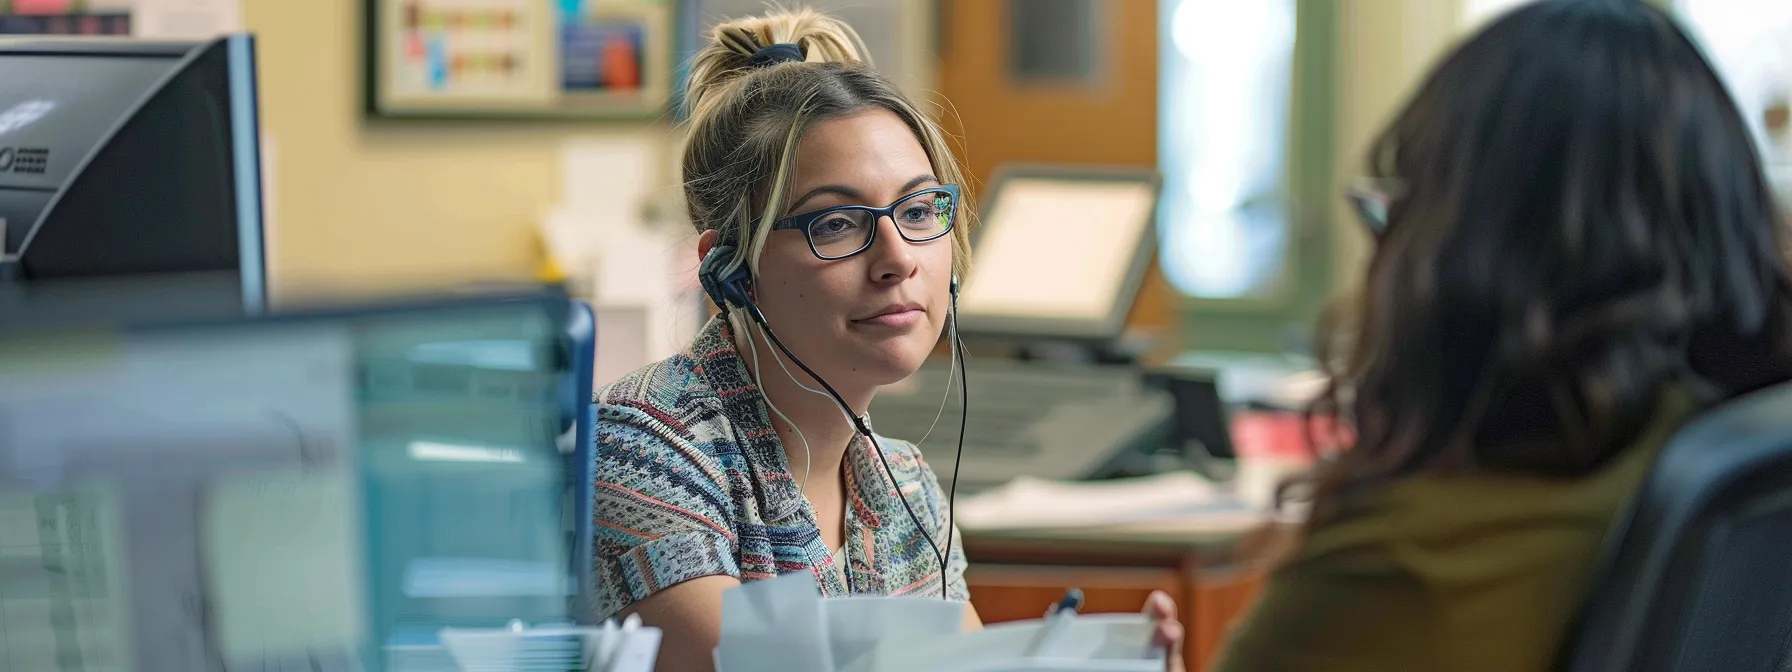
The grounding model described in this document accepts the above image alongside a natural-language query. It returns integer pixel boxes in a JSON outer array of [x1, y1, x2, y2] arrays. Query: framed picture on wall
[[0, 0, 132, 35], [364, 0, 676, 120]]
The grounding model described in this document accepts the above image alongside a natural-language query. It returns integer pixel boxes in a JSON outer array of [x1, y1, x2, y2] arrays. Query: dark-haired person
[[1215, 1, 1792, 670]]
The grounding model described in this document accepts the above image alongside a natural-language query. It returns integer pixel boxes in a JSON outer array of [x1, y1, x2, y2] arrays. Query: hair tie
[[751, 43, 805, 68]]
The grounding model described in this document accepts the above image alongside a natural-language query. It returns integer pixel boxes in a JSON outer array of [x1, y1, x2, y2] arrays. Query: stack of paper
[[952, 470, 1257, 531], [418, 617, 660, 672], [716, 573, 1163, 672]]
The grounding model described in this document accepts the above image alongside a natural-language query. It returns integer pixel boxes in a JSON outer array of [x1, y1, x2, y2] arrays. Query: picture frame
[[364, 0, 676, 120]]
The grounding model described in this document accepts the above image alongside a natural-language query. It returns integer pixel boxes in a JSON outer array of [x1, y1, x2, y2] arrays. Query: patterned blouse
[[590, 316, 968, 622]]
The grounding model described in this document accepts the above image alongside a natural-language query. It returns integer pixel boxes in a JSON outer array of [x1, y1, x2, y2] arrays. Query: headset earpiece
[[698, 243, 753, 311], [950, 274, 959, 297]]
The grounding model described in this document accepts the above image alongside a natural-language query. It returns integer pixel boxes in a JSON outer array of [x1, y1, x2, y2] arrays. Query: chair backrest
[[564, 300, 598, 621], [1560, 381, 1792, 672]]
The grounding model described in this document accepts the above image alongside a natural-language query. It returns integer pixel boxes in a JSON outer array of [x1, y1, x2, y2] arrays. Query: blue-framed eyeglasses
[[772, 184, 960, 260]]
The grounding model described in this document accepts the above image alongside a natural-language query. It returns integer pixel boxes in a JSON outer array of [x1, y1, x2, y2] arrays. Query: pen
[[1053, 588, 1085, 616], [1025, 588, 1084, 658]]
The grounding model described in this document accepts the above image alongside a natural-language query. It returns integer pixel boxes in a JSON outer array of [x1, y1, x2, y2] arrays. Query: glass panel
[[1157, 0, 1297, 299]]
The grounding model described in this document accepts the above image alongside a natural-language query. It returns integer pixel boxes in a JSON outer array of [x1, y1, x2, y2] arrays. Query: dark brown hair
[[1305, 0, 1792, 526]]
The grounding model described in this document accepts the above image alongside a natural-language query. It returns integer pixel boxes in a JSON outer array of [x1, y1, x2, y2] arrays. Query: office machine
[[869, 166, 1192, 495], [0, 34, 267, 325], [0, 291, 589, 671]]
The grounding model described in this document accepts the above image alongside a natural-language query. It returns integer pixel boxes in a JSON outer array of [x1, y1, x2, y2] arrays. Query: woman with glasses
[[1214, 2, 1792, 671], [591, 8, 1182, 671]]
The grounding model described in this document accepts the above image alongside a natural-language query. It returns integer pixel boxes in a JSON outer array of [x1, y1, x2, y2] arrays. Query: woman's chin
[[852, 341, 935, 386]]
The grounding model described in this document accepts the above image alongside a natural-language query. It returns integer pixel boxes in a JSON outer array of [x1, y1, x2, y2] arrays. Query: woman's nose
[[865, 215, 920, 283]]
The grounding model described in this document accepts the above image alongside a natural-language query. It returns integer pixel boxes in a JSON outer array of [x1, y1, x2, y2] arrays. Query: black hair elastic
[[751, 43, 805, 68]]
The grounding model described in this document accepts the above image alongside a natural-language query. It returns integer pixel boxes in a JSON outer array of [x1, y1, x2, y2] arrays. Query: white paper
[[824, 597, 965, 670], [952, 470, 1246, 531], [0, 486, 134, 672], [131, 0, 244, 39], [605, 626, 662, 672], [839, 614, 1160, 672], [958, 179, 1157, 322], [717, 572, 834, 672]]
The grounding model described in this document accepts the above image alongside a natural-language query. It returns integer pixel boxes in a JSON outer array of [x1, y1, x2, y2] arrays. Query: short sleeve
[[591, 402, 740, 621]]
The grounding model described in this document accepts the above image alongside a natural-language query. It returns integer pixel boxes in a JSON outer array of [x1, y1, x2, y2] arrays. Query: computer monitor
[[0, 292, 583, 671], [0, 34, 267, 321], [954, 165, 1161, 341]]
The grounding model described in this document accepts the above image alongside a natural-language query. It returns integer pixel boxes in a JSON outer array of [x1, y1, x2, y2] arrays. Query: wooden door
[[933, 0, 1176, 334]]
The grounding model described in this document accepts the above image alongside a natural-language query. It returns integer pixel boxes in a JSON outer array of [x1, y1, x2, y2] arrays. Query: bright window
[[1676, 0, 1792, 164], [1157, 0, 1297, 300]]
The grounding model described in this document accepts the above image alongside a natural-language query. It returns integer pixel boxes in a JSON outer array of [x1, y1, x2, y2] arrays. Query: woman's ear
[[697, 229, 720, 262]]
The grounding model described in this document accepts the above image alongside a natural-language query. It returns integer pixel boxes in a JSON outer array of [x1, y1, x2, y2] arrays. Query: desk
[[963, 522, 1293, 672]]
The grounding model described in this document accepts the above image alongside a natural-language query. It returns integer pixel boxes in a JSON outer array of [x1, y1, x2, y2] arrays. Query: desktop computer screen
[[0, 34, 267, 322], [0, 293, 579, 672], [955, 167, 1161, 341]]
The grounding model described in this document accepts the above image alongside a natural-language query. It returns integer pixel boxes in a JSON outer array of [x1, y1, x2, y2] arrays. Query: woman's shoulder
[[592, 352, 734, 469], [594, 350, 708, 411]]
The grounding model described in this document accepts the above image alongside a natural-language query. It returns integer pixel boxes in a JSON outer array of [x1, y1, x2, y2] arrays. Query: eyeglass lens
[[807, 189, 956, 259]]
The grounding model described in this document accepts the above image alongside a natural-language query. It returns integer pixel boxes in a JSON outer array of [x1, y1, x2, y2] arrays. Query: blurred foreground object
[[0, 289, 592, 672]]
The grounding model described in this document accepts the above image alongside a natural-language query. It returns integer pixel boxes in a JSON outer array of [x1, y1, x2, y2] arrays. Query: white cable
[[742, 317, 815, 491], [912, 331, 960, 450], [763, 320, 860, 442]]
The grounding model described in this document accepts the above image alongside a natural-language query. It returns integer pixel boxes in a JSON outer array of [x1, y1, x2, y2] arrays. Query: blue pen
[[1026, 588, 1085, 658], [1054, 588, 1085, 616]]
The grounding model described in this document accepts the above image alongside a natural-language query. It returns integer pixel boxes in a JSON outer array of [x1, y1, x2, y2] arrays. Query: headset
[[699, 241, 968, 600]]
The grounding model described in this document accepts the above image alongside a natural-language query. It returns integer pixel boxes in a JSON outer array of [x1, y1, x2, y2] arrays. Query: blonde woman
[[590, 8, 1182, 671]]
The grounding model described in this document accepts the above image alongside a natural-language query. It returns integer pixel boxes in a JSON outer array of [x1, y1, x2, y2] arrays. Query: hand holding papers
[[715, 574, 1163, 672]]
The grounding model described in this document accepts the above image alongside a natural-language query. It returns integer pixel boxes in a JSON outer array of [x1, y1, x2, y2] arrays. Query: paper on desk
[[953, 470, 1246, 530], [839, 614, 1160, 672], [824, 596, 965, 669], [717, 572, 833, 672]]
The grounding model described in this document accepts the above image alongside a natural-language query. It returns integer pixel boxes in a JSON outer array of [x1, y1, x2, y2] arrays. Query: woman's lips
[[851, 309, 925, 329]]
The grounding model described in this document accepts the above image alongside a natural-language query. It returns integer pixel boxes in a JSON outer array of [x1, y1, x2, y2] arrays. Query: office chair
[[564, 300, 598, 622], [1559, 381, 1792, 672]]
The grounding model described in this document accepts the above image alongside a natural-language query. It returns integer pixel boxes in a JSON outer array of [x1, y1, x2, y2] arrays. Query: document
[[0, 487, 134, 672], [716, 573, 1160, 672], [717, 572, 833, 672]]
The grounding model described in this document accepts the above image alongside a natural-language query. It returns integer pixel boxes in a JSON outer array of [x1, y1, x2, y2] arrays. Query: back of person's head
[[1309, 0, 1792, 521], [680, 7, 973, 279]]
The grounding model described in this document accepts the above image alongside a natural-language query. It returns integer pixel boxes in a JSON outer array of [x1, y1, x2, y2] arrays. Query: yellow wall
[[241, 0, 676, 298], [1330, 0, 1468, 287]]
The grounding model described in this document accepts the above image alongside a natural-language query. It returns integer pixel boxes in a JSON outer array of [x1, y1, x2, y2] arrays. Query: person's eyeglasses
[[1344, 178, 1403, 236], [771, 184, 960, 260]]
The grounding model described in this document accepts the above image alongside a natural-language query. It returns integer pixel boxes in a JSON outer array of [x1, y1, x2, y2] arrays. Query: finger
[[1143, 590, 1178, 620], [1152, 620, 1185, 649]]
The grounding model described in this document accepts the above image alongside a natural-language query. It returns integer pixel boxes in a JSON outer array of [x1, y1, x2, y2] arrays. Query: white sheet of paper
[[823, 597, 966, 670], [840, 614, 1159, 672], [952, 470, 1244, 530], [131, 0, 244, 39], [201, 471, 364, 663], [0, 486, 134, 672], [717, 572, 833, 672]]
